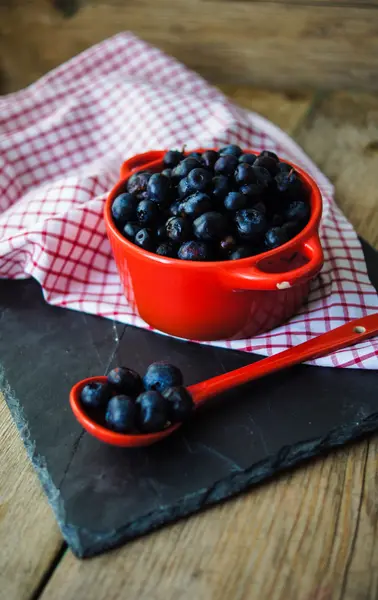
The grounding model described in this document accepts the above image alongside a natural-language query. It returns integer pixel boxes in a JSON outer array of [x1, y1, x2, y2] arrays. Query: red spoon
[[70, 313, 378, 447]]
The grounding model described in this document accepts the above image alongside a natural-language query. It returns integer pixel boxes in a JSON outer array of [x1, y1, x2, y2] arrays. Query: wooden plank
[[36, 91, 378, 600], [1, 0, 378, 92], [296, 91, 378, 249], [0, 394, 63, 600]]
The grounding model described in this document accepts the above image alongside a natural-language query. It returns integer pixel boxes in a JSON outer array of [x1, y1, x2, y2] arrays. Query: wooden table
[[1, 87, 378, 600]]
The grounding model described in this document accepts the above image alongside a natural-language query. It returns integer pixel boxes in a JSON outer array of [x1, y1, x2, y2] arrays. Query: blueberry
[[214, 155, 239, 176], [253, 166, 272, 186], [202, 150, 219, 169], [238, 153, 256, 165], [224, 191, 247, 211], [283, 220, 302, 239], [219, 144, 242, 157], [80, 381, 111, 410], [212, 175, 231, 202], [181, 192, 212, 218], [147, 173, 171, 205], [172, 157, 202, 180], [278, 162, 292, 173], [178, 240, 211, 261], [136, 391, 169, 433], [235, 208, 267, 240], [135, 228, 155, 251], [156, 242, 177, 258], [219, 235, 237, 257], [187, 168, 212, 193], [162, 386, 194, 424], [127, 171, 151, 200], [112, 193, 138, 228], [239, 182, 265, 200], [163, 150, 184, 168], [177, 177, 192, 199], [260, 150, 279, 162], [271, 213, 284, 227], [170, 201, 182, 216], [193, 211, 228, 241], [234, 163, 257, 186], [254, 156, 278, 176], [143, 362, 183, 392], [136, 199, 159, 226], [105, 395, 136, 433], [166, 216, 191, 243], [274, 169, 298, 193], [107, 366, 143, 397], [229, 246, 254, 260], [188, 152, 204, 163], [284, 200, 310, 224], [161, 168, 172, 178], [123, 221, 141, 241], [264, 226, 289, 249]]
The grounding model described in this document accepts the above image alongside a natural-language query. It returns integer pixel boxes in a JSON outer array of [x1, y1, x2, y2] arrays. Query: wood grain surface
[[1, 87, 378, 600], [1, 0, 378, 92]]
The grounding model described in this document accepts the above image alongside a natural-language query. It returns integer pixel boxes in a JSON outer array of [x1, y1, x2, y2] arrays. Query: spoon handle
[[189, 313, 378, 406]]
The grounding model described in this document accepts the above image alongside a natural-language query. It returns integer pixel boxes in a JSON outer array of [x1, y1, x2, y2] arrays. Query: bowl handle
[[120, 151, 165, 179], [222, 234, 324, 291]]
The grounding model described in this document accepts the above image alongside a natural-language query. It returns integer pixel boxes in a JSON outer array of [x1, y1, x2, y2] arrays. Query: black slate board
[[1, 238, 378, 559]]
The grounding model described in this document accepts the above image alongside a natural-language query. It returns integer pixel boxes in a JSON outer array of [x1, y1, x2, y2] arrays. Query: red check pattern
[[0, 33, 377, 368]]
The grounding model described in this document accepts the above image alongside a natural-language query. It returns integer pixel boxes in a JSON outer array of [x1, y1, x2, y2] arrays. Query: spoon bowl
[[70, 313, 378, 447]]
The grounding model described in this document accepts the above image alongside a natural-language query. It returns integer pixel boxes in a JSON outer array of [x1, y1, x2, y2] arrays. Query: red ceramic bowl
[[104, 149, 324, 341]]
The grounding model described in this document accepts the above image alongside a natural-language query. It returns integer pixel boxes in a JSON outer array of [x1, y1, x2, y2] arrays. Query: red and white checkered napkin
[[0, 33, 377, 368]]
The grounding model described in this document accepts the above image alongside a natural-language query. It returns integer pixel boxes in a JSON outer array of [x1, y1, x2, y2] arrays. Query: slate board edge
[[2, 354, 377, 559]]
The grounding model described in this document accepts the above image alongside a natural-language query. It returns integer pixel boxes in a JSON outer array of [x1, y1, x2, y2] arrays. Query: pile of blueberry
[[111, 146, 311, 261], [79, 362, 194, 434]]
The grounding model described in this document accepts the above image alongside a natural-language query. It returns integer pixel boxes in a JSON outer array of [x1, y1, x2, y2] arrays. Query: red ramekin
[[104, 149, 324, 341]]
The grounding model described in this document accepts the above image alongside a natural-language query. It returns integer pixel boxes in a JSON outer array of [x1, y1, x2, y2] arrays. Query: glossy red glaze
[[104, 149, 324, 341], [70, 313, 378, 447]]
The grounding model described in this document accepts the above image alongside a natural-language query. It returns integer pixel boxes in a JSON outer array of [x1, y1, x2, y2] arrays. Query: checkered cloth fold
[[1, 33, 377, 368]]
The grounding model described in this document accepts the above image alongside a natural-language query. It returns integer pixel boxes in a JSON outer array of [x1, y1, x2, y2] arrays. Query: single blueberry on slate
[[187, 168, 212, 193], [162, 386, 195, 424], [80, 381, 111, 410], [193, 211, 228, 241], [156, 242, 177, 258], [284, 200, 310, 224], [126, 171, 151, 199], [163, 150, 183, 168], [143, 361, 184, 392], [235, 208, 267, 241], [136, 391, 169, 433], [224, 191, 247, 211], [136, 200, 159, 226], [219, 144, 242, 157], [238, 153, 256, 165], [202, 150, 219, 169], [135, 228, 155, 251], [166, 216, 191, 243], [107, 366, 143, 397], [111, 193, 138, 228], [123, 221, 141, 242], [212, 175, 231, 202], [147, 173, 171, 205], [214, 155, 239, 177], [105, 395, 137, 433], [264, 226, 290, 249], [178, 240, 211, 261], [181, 192, 212, 218]]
